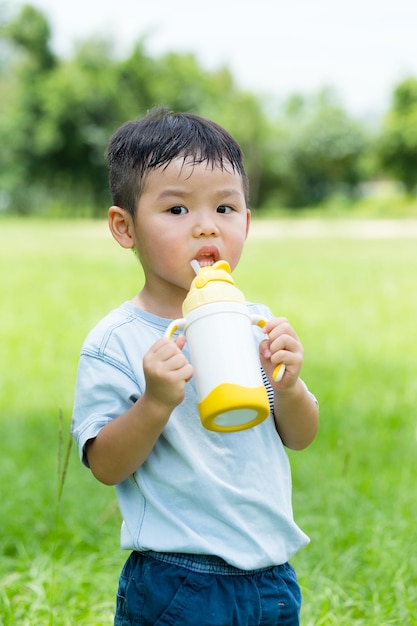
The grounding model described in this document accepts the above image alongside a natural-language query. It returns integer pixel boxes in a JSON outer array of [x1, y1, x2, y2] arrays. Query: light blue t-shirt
[[72, 301, 310, 570]]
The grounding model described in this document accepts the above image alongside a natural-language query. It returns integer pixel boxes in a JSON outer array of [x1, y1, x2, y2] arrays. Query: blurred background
[[1, 3, 417, 623], [1, 0, 417, 218]]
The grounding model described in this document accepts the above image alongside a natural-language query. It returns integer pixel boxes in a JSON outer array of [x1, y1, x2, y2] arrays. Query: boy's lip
[[193, 246, 221, 266]]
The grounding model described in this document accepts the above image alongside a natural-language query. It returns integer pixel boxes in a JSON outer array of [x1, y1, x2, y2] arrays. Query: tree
[[378, 77, 417, 194], [0, 4, 58, 212], [1, 4, 272, 214], [1, 6, 124, 214], [259, 89, 368, 207], [0, 4, 374, 215], [26, 39, 124, 212], [5, 3, 55, 70]]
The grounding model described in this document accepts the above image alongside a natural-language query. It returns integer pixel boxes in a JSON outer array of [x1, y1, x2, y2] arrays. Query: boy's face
[[129, 157, 250, 303]]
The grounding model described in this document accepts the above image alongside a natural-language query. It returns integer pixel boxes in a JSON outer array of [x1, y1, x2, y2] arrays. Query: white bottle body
[[166, 302, 270, 431], [185, 301, 263, 395]]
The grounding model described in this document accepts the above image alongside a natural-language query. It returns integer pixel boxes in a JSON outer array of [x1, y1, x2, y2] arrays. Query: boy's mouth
[[197, 258, 215, 267], [193, 247, 220, 267]]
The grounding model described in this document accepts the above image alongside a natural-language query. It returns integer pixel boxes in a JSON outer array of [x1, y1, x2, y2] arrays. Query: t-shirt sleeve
[[71, 352, 141, 467]]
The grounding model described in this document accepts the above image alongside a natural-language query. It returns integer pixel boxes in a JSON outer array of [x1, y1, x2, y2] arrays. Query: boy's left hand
[[259, 317, 303, 390]]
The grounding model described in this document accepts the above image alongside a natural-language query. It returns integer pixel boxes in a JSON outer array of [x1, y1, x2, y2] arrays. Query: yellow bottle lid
[[183, 260, 246, 315]]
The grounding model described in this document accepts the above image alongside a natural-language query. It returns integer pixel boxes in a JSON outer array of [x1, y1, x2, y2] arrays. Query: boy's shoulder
[[84, 302, 135, 342], [81, 302, 168, 358]]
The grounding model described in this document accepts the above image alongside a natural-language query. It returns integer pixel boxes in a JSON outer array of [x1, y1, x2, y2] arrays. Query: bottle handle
[[250, 315, 286, 382], [165, 318, 186, 339]]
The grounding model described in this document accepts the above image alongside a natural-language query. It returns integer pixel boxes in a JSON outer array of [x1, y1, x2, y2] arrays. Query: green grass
[[1, 218, 417, 625]]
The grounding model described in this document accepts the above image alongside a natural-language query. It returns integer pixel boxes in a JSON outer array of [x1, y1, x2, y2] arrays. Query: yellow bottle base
[[198, 383, 270, 432]]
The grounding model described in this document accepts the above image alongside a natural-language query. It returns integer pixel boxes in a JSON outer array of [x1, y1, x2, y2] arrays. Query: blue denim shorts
[[114, 551, 301, 626]]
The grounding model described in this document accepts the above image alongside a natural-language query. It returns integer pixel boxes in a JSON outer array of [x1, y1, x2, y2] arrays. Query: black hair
[[106, 106, 249, 216]]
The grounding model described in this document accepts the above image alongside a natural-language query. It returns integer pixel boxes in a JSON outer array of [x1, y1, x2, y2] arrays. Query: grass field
[[1, 217, 417, 625]]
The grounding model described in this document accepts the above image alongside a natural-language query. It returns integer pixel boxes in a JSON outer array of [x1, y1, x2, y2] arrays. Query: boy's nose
[[192, 215, 219, 237]]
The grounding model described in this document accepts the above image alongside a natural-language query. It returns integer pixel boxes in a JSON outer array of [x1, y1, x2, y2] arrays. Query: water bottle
[[165, 260, 285, 432]]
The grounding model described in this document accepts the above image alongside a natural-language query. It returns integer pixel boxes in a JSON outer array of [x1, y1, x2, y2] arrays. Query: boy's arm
[[86, 335, 193, 486], [259, 318, 319, 450], [272, 379, 319, 450]]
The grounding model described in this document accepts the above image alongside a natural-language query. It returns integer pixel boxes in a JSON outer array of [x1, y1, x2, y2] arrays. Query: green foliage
[[1, 218, 417, 624], [378, 77, 417, 193], [1, 5, 417, 215], [5, 3, 55, 69], [1, 6, 271, 214], [260, 90, 369, 207], [1, 23, 125, 215]]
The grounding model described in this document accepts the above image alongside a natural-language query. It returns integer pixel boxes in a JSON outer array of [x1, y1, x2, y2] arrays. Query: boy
[[72, 107, 319, 626]]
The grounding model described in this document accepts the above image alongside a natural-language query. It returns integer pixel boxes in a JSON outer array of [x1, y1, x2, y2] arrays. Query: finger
[[267, 323, 299, 344], [259, 338, 272, 360], [261, 317, 288, 335], [269, 334, 301, 357], [174, 334, 186, 350], [152, 337, 183, 362]]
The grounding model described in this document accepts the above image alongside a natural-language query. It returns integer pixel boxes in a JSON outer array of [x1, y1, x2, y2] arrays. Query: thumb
[[259, 339, 274, 378], [174, 334, 186, 350]]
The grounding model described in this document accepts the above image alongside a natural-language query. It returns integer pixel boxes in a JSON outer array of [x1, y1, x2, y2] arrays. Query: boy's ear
[[108, 206, 135, 249], [245, 209, 251, 238]]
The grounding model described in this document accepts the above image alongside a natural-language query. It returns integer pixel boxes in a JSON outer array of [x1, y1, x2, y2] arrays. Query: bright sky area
[[9, 0, 417, 118]]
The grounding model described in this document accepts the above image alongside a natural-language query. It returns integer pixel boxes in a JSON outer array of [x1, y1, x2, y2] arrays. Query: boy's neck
[[131, 288, 186, 319]]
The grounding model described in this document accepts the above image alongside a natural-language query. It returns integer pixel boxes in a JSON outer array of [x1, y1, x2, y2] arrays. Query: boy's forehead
[[139, 156, 246, 199], [140, 157, 245, 197]]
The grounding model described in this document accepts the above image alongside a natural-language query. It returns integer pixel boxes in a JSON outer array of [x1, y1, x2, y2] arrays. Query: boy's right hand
[[142, 336, 193, 412], [86, 337, 192, 486]]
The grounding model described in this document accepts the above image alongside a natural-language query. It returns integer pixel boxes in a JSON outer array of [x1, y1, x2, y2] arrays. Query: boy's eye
[[168, 206, 188, 215], [217, 205, 233, 214]]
